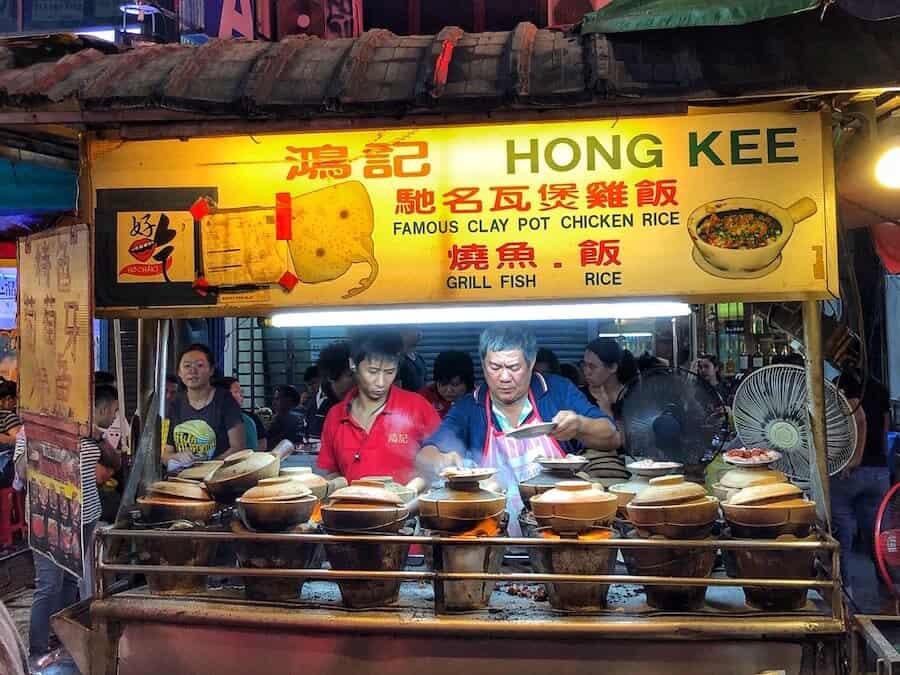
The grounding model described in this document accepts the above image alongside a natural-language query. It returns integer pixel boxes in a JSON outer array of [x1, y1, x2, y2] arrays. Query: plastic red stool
[[0, 488, 26, 547]]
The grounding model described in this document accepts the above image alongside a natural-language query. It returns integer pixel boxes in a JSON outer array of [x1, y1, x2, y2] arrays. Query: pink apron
[[480, 380, 565, 536]]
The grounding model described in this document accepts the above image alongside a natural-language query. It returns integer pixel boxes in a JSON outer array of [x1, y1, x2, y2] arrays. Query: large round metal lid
[[630, 475, 707, 506]]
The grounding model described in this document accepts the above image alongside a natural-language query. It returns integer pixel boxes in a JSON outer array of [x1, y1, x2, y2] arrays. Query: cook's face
[[437, 376, 468, 403], [356, 356, 398, 402], [582, 350, 615, 388], [230, 381, 244, 406], [483, 350, 532, 405], [179, 351, 212, 390]]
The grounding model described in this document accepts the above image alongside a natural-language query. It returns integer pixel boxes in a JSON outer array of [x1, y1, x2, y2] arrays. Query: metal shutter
[[416, 321, 596, 384]]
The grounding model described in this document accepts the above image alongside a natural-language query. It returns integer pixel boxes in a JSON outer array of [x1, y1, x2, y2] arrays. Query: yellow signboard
[[18, 225, 93, 426], [91, 111, 837, 313]]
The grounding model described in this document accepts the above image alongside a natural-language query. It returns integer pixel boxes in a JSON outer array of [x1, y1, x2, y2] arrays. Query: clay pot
[[712, 466, 787, 502], [518, 456, 591, 509], [137, 496, 217, 524], [530, 481, 618, 533], [321, 502, 410, 533], [731, 533, 816, 611], [279, 467, 347, 500], [630, 474, 707, 506], [529, 526, 618, 611], [237, 496, 318, 532], [626, 496, 720, 539], [727, 482, 803, 506], [242, 477, 311, 501], [205, 451, 280, 502], [419, 469, 505, 533], [622, 531, 716, 610], [232, 520, 321, 602]]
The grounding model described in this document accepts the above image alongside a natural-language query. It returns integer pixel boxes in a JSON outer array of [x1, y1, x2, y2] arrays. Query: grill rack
[[94, 526, 844, 623]]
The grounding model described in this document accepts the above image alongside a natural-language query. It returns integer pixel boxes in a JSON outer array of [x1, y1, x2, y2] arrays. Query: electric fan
[[732, 364, 856, 481], [875, 483, 900, 599], [619, 367, 729, 465]]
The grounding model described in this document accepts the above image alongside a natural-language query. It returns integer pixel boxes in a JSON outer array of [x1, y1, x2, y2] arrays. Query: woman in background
[[578, 338, 636, 486]]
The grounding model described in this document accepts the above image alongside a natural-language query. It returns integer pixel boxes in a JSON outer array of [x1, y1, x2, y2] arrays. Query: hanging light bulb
[[875, 145, 900, 189]]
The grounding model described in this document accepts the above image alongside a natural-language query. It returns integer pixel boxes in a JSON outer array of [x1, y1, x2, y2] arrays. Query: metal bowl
[[236, 494, 318, 532]]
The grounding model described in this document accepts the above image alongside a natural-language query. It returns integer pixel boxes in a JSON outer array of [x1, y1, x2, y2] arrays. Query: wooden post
[[802, 299, 831, 529]]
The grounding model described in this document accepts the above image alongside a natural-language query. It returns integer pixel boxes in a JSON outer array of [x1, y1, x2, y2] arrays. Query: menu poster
[[25, 421, 85, 578], [17, 225, 93, 430]]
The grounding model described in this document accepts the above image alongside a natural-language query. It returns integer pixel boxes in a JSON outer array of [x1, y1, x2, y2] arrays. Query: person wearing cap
[[417, 326, 618, 528], [317, 332, 440, 484]]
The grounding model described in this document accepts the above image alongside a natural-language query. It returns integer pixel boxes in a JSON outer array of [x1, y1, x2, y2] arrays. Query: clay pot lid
[[177, 461, 224, 481], [321, 500, 406, 512], [608, 479, 649, 496], [719, 466, 787, 490], [149, 480, 211, 501], [207, 451, 278, 483], [327, 484, 405, 506], [138, 495, 215, 506], [728, 482, 803, 506], [241, 476, 311, 502], [630, 475, 707, 506], [531, 481, 615, 507], [280, 467, 313, 476]]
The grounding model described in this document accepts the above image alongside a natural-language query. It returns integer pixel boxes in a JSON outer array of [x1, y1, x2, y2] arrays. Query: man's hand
[[551, 410, 581, 442]]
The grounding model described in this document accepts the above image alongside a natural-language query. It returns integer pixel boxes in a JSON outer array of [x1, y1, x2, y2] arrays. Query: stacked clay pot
[[722, 482, 817, 610], [279, 467, 347, 500], [321, 482, 411, 608], [528, 480, 619, 611], [137, 479, 217, 524], [623, 475, 718, 610], [236, 477, 318, 532], [518, 456, 591, 509]]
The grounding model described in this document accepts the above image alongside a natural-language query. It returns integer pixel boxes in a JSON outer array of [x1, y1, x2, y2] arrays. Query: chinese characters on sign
[[18, 225, 92, 425]]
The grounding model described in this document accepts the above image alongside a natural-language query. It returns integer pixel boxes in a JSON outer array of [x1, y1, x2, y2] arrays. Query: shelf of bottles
[[704, 303, 792, 383]]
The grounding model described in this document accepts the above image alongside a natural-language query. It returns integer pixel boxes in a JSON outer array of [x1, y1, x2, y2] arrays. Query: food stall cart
[[8, 17, 897, 675], [34, 96, 847, 674]]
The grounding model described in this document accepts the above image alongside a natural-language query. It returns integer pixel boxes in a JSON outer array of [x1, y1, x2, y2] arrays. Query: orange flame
[[455, 517, 501, 539], [539, 529, 613, 540], [310, 503, 322, 524]]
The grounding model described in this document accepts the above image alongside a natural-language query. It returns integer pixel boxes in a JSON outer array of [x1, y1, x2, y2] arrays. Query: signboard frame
[[90, 110, 840, 319]]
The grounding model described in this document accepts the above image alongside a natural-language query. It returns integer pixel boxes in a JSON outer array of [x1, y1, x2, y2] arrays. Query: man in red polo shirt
[[316, 331, 440, 484]]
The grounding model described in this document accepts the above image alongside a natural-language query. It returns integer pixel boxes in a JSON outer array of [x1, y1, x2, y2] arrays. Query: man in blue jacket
[[417, 326, 618, 528]]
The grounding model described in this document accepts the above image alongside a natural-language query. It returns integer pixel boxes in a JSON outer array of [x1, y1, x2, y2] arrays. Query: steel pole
[[803, 299, 831, 529]]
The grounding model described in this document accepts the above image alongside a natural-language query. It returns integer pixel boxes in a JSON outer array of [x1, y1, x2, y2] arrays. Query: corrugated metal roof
[[0, 11, 896, 123]]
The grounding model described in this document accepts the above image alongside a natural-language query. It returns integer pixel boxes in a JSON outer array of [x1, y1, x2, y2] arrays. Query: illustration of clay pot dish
[[687, 197, 817, 279]]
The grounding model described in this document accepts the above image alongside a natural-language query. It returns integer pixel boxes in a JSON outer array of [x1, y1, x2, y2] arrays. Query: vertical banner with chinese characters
[[18, 225, 93, 578], [90, 111, 838, 313]]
